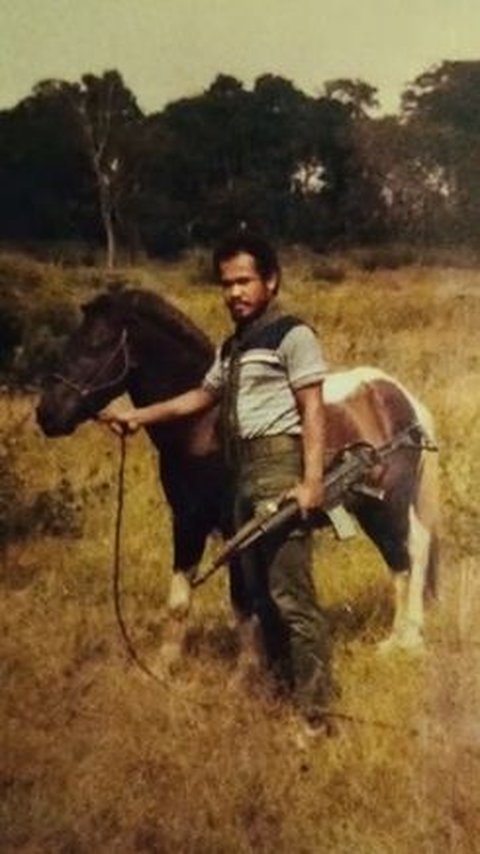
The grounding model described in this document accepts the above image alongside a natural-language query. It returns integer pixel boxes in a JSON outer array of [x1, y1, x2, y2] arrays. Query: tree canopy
[[1, 61, 479, 261]]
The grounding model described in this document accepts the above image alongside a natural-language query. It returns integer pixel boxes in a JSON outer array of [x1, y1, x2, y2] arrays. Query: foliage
[[0, 462, 83, 550], [3, 60, 480, 257], [323, 78, 380, 118], [0, 435, 83, 555], [310, 258, 346, 284], [400, 61, 480, 247], [0, 68, 400, 258], [0, 253, 124, 386]]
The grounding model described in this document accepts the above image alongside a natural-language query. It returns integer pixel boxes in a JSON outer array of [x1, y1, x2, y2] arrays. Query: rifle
[[192, 423, 435, 588]]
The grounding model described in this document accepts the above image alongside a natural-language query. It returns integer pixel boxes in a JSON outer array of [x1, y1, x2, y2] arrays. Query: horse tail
[[414, 440, 440, 600]]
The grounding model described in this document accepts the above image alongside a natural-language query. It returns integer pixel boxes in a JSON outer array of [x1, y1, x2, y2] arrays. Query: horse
[[36, 288, 439, 666]]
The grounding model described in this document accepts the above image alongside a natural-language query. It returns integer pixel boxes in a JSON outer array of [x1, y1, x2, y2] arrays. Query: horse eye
[[88, 331, 118, 350], [77, 319, 117, 350]]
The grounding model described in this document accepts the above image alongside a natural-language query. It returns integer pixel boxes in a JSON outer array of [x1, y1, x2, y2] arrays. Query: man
[[101, 232, 333, 734]]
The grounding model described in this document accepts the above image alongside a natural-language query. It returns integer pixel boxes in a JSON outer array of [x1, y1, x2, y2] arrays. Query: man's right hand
[[98, 406, 142, 435]]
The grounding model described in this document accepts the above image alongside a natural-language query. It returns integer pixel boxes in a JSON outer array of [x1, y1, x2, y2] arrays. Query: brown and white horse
[[322, 366, 439, 651], [36, 289, 439, 661]]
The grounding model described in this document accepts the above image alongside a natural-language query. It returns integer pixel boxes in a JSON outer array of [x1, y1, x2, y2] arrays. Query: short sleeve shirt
[[203, 323, 327, 439]]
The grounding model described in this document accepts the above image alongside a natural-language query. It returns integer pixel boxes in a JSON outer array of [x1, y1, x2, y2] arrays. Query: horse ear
[[80, 295, 113, 317], [80, 301, 96, 315]]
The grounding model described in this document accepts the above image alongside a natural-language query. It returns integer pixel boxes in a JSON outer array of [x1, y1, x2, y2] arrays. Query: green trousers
[[231, 436, 332, 720]]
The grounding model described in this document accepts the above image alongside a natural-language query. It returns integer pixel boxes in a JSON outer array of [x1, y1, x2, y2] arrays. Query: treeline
[[1, 61, 480, 264]]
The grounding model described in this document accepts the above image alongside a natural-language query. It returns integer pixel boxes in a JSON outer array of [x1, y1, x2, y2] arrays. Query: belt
[[239, 434, 301, 462]]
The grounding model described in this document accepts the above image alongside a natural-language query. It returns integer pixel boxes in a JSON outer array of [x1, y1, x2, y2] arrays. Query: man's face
[[219, 252, 277, 324]]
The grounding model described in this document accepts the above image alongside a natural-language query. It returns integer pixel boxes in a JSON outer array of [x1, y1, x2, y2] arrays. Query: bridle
[[51, 328, 132, 401], [51, 325, 161, 679]]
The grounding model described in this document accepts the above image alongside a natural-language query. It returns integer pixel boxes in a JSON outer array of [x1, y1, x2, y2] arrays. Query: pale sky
[[1, 0, 479, 115]]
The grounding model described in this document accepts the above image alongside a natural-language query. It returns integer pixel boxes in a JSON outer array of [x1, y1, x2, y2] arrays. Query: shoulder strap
[[251, 315, 304, 351], [220, 334, 235, 361], [221, 315, 304, 359]]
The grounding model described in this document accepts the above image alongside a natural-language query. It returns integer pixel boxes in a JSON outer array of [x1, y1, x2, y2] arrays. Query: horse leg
[[396, 504, 432, 649], [375, 510, 430, 653], [228, 555, 266, 688], [390, 570, 410, 640], [155, 568, 196, 674], [229, 611, 265, 689], [155, 519, 207, 675], [378, 510, 436, 652], [354, 497, 417, 651], [166, 569, 194, 617], [393, 446, 439, 649]]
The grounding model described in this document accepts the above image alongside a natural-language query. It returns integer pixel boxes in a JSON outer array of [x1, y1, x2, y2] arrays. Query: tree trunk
[[98, 176, 116, 269], [104, 207, 116, 269]]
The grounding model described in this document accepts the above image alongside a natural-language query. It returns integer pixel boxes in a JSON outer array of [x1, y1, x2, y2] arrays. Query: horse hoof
[[377, 630, 425, 655], [167, 574, 192, 619], [227, 656, 263, 693], [398, 632, 425, 654], [287, 715, 336, 752], [151, 641, 183, 678]]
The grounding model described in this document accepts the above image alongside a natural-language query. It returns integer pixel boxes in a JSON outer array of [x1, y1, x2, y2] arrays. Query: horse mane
[[89, 288, 215, 358]]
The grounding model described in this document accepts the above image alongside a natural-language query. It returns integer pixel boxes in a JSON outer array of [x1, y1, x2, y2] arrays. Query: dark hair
[[212, 231, 281, 287]]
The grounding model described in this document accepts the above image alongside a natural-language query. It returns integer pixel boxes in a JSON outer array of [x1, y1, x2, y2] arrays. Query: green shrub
[[353, 245, 419, 271], [10, 302, 79, 386], [0, 302, 24, 373], [0, 457, 83, 554], [310, 260, 346, 284], [0, 253, 82, 386], [187, 251, 214, 285], [29, 477, 84, 539]]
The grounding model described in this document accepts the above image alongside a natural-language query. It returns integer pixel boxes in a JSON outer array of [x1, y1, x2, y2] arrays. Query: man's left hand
[[287, 481, 324, 519]]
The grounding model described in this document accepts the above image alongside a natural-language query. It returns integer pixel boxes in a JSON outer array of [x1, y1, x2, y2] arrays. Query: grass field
[[1, 251, 480, 852]]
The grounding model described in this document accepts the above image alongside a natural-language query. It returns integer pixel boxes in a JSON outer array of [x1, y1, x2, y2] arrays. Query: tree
[[62, 72, 144, 266], [324, 78, 379, 119], [402, 61, 480, 246], [0, 72, 145, 263], [355, 117, 454, 244], [0, 94, 93, 244], [402, 61, 480, 132], [30, 72, 144, 266]]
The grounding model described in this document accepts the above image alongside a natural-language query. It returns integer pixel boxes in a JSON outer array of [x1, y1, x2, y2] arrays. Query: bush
[[188, 251, 214, 285], [0, 302, 24, 372], [29, 477, 84, 539], [10, 301, 79, 387], [0, 254, 82, 386], [352, 245, 419, 271], [310, 259, 346, 284], [0, 455, 83, 554]]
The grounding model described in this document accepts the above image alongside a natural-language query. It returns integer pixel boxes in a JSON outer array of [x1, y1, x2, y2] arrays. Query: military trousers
[[229, 435, 332, 719]]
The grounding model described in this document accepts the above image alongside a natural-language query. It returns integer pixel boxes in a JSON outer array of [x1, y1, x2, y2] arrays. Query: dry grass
[[1, 254, 480, 852]]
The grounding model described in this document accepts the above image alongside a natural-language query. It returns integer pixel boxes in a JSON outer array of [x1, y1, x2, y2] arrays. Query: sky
[[0, 0, 479, 116]]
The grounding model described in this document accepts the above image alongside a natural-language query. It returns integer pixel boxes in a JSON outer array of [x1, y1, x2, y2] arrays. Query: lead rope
[[113, 433, 164, 683], [221, 336, 242, 472]]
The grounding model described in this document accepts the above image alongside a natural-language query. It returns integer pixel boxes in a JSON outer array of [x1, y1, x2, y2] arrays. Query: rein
[[112, 433, 166, 683], [52, 329, 131, 399]]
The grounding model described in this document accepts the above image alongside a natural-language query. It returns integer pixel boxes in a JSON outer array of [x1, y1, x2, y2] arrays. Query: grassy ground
[[1, 252, 480, 852]]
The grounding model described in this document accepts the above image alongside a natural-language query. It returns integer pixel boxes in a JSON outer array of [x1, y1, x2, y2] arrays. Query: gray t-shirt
[[203, 324, 327, 439]]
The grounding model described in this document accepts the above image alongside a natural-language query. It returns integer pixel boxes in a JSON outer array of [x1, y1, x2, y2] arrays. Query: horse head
[[36, 293, 134, 436]]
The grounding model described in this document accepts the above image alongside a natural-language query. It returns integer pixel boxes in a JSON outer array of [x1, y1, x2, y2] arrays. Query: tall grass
[[1, 253, 480, 852]]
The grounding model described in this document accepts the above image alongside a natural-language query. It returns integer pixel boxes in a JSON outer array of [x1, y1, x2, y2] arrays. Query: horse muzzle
[[36, 407, 72, 437], [36, 395, 82, 437]]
